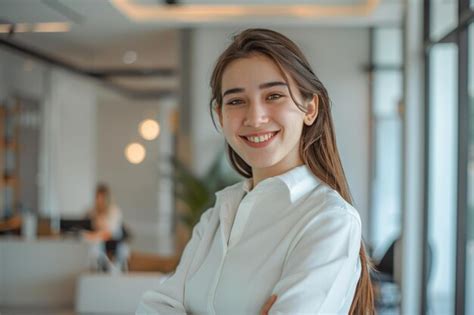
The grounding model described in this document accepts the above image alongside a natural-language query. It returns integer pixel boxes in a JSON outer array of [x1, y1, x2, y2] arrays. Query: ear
[[214, 105, 224, 127], [303, 94, 319, 126]]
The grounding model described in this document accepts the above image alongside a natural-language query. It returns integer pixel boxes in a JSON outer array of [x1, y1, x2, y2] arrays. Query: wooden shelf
[[0, 100, 21, 218]]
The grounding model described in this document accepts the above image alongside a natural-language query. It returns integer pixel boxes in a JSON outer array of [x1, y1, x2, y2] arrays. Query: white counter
[[0, 237, 90, 308]]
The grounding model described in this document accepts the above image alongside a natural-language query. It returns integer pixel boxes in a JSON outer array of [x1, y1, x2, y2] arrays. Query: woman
[[83, 183, 123, 242], [138, 28, 374, 314], [83, 183, 126, 271]]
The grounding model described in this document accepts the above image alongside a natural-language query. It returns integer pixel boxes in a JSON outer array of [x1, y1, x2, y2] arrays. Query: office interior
[[0, 0, 472, 314]]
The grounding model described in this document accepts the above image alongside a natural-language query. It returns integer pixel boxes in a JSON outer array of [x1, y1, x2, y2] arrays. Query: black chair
[[104, 224, 131, 255], [372, 237, 433, 314]]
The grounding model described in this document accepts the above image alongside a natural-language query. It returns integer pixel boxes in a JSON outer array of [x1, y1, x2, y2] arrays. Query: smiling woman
[[137, 28, 374, 315]]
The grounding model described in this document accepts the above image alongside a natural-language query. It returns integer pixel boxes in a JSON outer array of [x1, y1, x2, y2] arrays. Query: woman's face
[[216, 53, 317, 179], [95, 192, 107, 209]]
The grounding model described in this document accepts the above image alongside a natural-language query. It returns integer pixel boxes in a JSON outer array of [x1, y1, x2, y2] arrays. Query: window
[[424, 1, 474, 313], [430, 0, 458, 41], [370, 28, 403, 259], [371, 71, 403, 252], [466, 22, 474, 315], [426, 43, 459, 315]]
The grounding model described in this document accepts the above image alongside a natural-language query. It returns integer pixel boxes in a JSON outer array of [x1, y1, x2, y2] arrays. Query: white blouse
[[91, 205, 123, 239], [137, 165, 362, 314]]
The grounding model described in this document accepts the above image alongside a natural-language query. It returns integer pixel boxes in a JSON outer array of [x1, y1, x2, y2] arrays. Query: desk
[[0, 237, 90, 308]]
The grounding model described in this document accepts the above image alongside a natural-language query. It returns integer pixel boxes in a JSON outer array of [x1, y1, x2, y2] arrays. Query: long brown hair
[[94, 183, 111, 215], [209, 28, 374, 314]]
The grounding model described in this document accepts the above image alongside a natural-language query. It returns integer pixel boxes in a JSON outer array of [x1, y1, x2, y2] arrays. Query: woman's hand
[[81, 231, 99, 242], [260, 294, 277, 315], [82, 229, 112, 242]]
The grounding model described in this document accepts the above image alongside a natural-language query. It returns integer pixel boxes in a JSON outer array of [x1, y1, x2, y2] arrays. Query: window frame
[[423, 1, 474, 314]]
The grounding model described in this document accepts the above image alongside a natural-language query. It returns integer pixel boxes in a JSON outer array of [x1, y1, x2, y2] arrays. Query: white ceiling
[[0, 0, 180, 67], [0, 0, 402, 60], [0, 0, 403, 97]]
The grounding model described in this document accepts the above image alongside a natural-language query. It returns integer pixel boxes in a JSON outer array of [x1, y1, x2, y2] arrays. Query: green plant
[[172, 152, 241, 229]]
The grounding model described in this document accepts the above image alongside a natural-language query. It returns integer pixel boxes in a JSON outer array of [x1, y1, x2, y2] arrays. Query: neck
[[251, 160, 304, 189]]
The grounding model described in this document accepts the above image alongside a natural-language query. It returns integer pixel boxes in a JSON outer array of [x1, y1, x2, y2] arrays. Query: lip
[[239, 130, 279, 148]]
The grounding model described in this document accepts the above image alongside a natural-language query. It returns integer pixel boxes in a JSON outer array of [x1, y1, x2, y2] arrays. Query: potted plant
[[172, 151, 241, 230]]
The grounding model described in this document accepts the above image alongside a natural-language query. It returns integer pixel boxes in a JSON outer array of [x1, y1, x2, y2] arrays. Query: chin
[[242, 155, 281, 170]]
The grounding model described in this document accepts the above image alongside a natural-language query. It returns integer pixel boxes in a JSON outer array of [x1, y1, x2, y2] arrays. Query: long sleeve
[[136, 207, 214, 315], [269, 208, 362, 315]]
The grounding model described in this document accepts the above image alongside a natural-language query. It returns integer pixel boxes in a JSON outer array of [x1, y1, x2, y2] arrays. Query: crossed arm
[[137, 208, 361, 314]]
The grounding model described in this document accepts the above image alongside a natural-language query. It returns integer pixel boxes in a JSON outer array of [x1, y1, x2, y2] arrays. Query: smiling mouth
[[239, 131, 279, 145]]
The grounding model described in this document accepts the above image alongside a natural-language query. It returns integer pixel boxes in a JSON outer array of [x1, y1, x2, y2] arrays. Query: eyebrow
[[222, 81, 288, 98]]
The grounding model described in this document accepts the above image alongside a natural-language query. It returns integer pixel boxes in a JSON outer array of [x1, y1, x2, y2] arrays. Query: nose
[[243, 101, 269, 127]]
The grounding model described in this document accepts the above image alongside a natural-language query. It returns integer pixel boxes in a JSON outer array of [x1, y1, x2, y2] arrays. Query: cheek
[[221, 111, 241, 132], [220, 118, 236, 143], [275, 110, 305, 131]]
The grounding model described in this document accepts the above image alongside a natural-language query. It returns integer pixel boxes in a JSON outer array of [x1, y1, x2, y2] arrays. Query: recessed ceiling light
[[0, 24, 11, 33], [14, 23, 30, 33], [110, 0, 380, 21], [0, 22, 71, 33], [32, 22, 70, 32], [123, 50, 138, 64]]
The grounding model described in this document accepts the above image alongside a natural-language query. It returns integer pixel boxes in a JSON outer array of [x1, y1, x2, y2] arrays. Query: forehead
[[221, 54, 286, 90]]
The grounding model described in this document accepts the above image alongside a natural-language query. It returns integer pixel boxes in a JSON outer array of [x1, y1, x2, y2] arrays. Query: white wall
[[190, 27, 370, 236], [96, 89, 177, 254], [40, 69, 97, 218], [0, 48, 46, 101]]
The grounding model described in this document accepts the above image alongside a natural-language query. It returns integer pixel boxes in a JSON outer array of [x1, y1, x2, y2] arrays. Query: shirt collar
[[241, 164, 321, 203]]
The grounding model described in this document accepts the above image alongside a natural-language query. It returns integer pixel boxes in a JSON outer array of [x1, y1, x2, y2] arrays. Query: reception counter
[[0, 237, 90, 308]]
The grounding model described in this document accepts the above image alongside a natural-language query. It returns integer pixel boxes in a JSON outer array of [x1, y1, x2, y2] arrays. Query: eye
[[225, 98, 244, 106], [267, 93, 284, 101]]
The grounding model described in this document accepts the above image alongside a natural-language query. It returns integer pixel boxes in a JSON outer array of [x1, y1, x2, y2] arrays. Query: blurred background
[[0, 0, 472, 314]]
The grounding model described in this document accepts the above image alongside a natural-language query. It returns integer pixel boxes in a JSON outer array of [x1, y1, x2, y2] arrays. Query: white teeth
[[245, 132, 275, 143]]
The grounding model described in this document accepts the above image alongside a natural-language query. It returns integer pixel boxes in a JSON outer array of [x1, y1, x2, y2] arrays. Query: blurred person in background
[[83, 183, 123, 242], [83, 183, 127, 272]]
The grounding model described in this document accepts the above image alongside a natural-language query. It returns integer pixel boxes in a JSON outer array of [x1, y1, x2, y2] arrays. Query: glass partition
[[466, 22, 474, 315], [426, 43, 458, 315], [370, 27, 403, 258], [430, 0, 458, 41]]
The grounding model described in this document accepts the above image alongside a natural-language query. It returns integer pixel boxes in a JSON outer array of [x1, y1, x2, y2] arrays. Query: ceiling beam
[[0, 37, 178, 100]]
